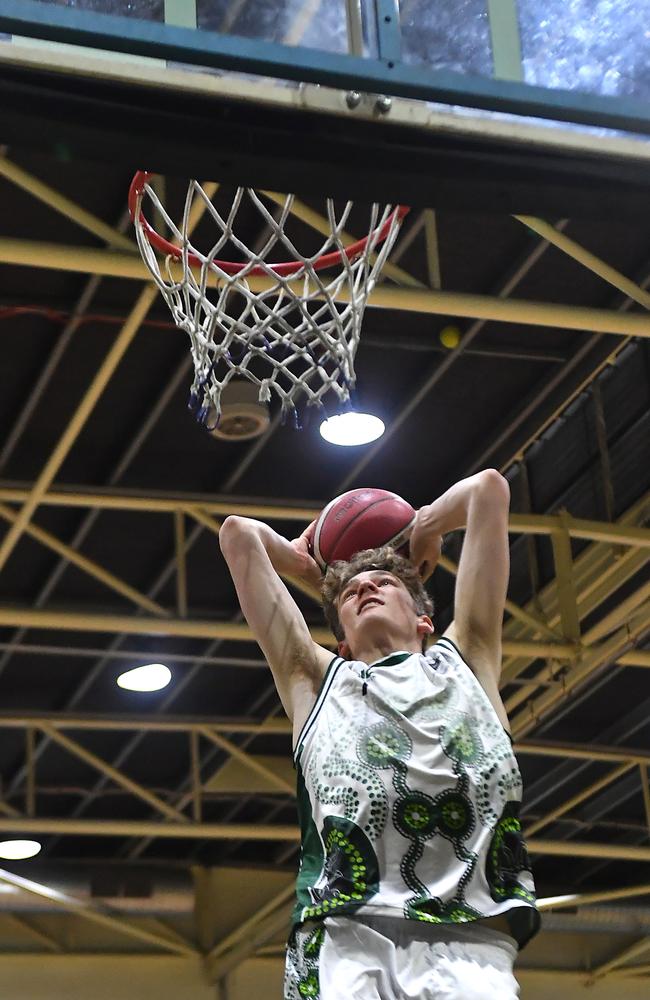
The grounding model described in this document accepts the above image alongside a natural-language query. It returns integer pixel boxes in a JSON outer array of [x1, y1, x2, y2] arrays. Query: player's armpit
[[219, 516, 332, 721], [442, 623, 511, 732]]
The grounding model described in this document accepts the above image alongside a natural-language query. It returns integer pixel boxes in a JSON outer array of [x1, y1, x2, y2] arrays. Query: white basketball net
[[132, 179, 406, 428]]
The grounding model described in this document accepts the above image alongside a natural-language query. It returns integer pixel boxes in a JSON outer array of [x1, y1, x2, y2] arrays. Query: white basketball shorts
[[284, 914, 520, 1000]]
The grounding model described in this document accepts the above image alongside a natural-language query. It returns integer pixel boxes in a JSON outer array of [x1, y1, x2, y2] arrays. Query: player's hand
[[408, 511, 442, 582], [289, 521, 322, 591]]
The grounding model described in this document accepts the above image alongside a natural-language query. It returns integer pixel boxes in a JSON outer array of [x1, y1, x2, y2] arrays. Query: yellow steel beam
[[609, 963, 650, 978], [515, 740, 650, 767], [125, 705, 293, 861], [0, 868, 197, 957], [1, 913, 63, 952], [0, 502, 168, 618], [526, 839, 650, 862], [581, 581, 650, 646], [0, 485, 320, 521], [190, 730, 202, 823], [205, 883, 295, 964], [537, 883, 650, 911], [1, 237, 650, 336], [208, 903, 292, 982], [589, 937, 650, 981], [423, 210, 442, 289], [0, 817, 300, 840], [502, 336, 634, 479], [3, 490, 641, 635], [511, 602, 650, 738], [25, 727, 35, 818], [39, 723, 189, 824], [550, 522, 581, 644], [640, 764, 650, 834], [0, 796, 21, 819], [0, 712, 292, 736], [514, 215, 650, 310], [0, 606, 577, 657], [619, 651, 650, 668], [0, 156, 135, 251], [7, 712, 650, 769], [189, 505, 321, 604], [576, 552, 649, 621], [503, 547, 648, 713], [174, 510, 188, 618], [0, 285, 158, 575], [0, 486, 647, 552], [198, 726, 295, 797], [147, 917, 197, 954], [501, 496, 649, 703], [438, 553, 560, 640], [509, 512, 650, 547], [525, 761, 636, 837], [0, 817, 647, 865]]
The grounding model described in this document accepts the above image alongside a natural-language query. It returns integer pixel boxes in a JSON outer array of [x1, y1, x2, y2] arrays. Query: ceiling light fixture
[[319, 411, 385, 447], [0, 840, 42, 860], [116, 663, 171, 692]]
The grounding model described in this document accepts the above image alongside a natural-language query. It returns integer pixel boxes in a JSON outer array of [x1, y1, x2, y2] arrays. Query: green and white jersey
[[292, 637, 540, 948]]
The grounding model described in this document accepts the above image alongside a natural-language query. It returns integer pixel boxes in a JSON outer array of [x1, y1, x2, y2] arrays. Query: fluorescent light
[[0, 840, 41, 860], [320, 412, 385, 446], [536, 893, 579, 910], [117, 663, 171, 692]]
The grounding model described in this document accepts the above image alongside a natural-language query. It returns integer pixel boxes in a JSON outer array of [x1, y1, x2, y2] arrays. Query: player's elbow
[[476, 469, 510, 506], [219, 515, 253, 558]]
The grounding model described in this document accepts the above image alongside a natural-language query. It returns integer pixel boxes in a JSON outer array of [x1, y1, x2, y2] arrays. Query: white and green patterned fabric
[[292, 638, 540, 948]]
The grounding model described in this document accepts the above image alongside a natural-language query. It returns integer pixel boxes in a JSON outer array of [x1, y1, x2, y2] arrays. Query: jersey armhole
[[293, 654, 344, 764]]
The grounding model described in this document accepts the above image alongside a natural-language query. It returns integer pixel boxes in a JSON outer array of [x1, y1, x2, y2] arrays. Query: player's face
[[337, 570, 426, 654]]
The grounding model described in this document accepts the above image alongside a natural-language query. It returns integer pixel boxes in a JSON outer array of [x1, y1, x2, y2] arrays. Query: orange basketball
[[309, 488, 416, 570]]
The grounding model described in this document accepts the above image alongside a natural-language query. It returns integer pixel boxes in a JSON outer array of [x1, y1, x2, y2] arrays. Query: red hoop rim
[[128, 171, 410, 277]]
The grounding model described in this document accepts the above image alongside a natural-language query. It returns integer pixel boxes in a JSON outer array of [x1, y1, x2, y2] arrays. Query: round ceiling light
[[116, 663, 171, 692], [319, 412, 385, 447], [0, 840, 42, 860]]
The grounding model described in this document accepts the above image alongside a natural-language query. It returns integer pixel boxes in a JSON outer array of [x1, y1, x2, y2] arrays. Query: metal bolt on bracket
[[346, 90, 362, 109], [375, 94, 392, 114]]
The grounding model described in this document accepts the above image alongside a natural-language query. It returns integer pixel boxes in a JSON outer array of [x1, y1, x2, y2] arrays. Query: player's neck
[[351, 635, 422, 665]]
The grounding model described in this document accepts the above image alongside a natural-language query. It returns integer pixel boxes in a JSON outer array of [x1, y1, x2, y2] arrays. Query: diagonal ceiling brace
[[0, 502, 168, 617], [0, 285, 158, 576], [0, 867, 198, 956], [514, 215, 650, 310], [39, 723, 189, 823], [0, 155, 136, 250]]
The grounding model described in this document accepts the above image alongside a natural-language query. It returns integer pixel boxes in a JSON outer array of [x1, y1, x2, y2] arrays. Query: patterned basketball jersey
[[292, 637, 540, 947]]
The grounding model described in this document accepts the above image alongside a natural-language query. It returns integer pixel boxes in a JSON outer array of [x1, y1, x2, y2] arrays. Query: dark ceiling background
[[0, 142, 647, 894]]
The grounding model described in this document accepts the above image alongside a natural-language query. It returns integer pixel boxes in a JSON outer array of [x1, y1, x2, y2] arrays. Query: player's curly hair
[[321, 545, 433, 642]]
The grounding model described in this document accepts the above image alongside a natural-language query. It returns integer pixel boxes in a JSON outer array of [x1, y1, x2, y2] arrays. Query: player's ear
[[416, 615, 434, 638], [337, 639, 351, 659]]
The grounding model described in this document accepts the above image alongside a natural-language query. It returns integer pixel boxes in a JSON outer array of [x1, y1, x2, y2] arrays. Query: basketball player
[[219, 469, 539, 999]]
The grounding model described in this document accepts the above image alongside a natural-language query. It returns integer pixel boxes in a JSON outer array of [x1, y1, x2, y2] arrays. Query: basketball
[[309, 488, 416, 569]]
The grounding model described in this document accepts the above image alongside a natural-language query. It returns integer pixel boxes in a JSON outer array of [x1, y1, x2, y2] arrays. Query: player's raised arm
[[409, 470, 511, 725], [219, 516, 332, 727]]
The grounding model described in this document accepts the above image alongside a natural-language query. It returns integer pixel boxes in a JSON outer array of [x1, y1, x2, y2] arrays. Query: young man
[[219, 469, 539, 999]]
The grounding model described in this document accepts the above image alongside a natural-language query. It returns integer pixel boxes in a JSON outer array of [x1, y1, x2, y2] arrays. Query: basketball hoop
[[129, 173, 409, 429]]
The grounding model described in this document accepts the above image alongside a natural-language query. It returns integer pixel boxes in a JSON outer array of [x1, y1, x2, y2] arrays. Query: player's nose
[[357, 578, 379, 598]]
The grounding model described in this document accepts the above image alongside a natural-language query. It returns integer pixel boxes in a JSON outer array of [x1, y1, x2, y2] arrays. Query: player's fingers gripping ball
[[306, 488, 416, 570]]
